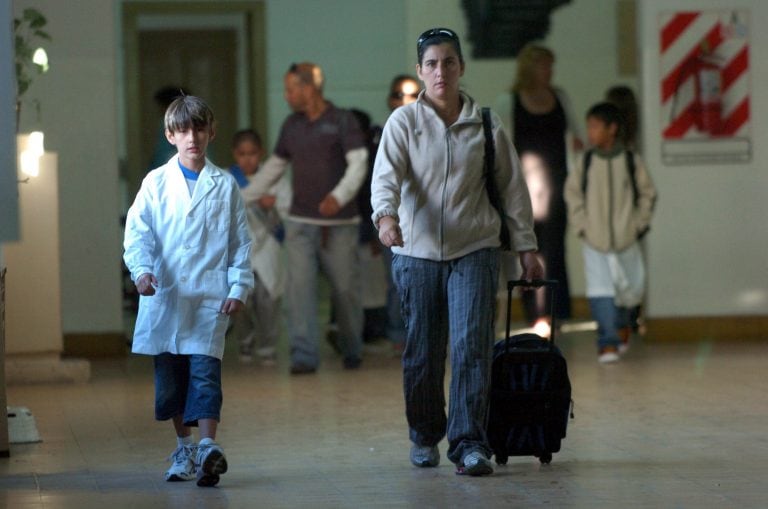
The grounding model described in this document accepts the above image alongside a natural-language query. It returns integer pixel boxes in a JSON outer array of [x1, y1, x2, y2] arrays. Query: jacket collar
[[167, 155, 221, 211], [415, 91, 481, 129], [594, 142, 625, 159]]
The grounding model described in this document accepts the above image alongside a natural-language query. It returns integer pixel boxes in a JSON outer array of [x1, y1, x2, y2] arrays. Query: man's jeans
[[392, 248, 499, 464], [589, 297, 630, 350], [284, 220, 362, 367]]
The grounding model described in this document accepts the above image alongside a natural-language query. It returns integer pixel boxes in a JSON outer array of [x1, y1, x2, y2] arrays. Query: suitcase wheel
[[495, 454, 508, 466], [538, 452, 552, 465]]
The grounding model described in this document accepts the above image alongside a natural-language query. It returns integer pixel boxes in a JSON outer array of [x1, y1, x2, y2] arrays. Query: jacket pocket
[[206, 200, 230, 232], [201, 270, 228, 310]]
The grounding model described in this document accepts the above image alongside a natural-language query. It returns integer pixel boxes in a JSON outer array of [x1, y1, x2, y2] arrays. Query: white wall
[[13, 0, 123, 334], [263, 0, 408, 142], [1, 0, 18, 244], [639, 0, 768, 317], [9, 0, 766, 337]]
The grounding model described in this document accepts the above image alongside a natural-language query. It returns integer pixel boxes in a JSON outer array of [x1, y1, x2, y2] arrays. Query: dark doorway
[[121, 2, 266, 199], [138, 29, 238, 172]]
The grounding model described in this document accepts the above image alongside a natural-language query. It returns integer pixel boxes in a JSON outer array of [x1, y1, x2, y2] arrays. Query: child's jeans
[[154, 353, 222, 426], [589, 297, 630, 350]]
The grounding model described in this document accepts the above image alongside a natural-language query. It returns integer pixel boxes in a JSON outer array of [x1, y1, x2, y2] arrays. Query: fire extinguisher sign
[[660, 9, 750, 165]]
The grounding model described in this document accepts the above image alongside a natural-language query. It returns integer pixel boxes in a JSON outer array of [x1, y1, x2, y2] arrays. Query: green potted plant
[[14, 7, 51, 130]]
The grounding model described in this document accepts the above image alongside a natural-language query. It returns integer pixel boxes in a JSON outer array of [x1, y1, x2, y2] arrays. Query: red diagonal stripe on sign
[[663, 102, 697, 139], [661, 12, 700, 53], [719, 97, 749, 136], [721, 45, 748, 93], [661, 22, 724, 104]]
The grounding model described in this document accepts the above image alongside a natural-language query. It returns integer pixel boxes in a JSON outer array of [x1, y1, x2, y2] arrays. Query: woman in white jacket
[[371, 28, 542, 476]]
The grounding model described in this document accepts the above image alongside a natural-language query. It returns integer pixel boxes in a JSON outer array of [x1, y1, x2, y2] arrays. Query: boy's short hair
[[164, 95, 215, 133], [586, 101, 623, 128], [231, 129, 263, 149]]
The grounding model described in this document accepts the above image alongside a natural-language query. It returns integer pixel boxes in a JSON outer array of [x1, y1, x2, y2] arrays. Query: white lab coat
[[124, 156, 254, 359]]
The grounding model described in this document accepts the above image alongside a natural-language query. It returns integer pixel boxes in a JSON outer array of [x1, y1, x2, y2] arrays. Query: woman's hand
[[519, 251, 544, 282], [378, 215, 404, 247]]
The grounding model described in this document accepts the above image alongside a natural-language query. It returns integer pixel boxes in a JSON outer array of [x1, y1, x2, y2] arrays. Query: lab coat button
[[180, 276, 187, 282]]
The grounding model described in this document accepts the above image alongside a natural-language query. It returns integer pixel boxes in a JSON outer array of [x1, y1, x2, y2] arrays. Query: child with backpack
[[564, 102, 657, 363]]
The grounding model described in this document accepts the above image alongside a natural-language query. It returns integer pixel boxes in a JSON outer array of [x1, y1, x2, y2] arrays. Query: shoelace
[[169, 444, 195, 464]]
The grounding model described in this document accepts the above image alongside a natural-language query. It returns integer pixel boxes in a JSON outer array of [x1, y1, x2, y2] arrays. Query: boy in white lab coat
[[123, 96, 254, 487]]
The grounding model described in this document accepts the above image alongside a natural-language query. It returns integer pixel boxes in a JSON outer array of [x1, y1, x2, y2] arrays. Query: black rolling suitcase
[[487, 279, 574, 465]]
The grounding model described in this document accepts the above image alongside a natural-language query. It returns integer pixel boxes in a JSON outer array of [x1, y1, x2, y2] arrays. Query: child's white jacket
[[124, 156, 254, 359], [242, 174, 290, 299]]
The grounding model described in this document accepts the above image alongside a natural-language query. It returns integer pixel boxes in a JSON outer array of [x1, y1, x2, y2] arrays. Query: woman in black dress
[[495, 44, 582, 331]]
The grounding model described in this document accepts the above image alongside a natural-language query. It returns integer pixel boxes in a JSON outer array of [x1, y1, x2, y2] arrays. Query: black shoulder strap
[[481, 107, 511, 251], [626, 150, 638, 206], [582, 149, 639, 207], [581, 149, 593, 196]]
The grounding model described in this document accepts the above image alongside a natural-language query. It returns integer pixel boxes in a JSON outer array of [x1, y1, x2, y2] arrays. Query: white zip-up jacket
[[564, 146, 657, 253], [371, 91, 537, 261]]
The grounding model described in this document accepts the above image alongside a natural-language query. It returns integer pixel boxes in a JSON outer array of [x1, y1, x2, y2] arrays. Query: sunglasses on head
[[417, 28, 459, 50]]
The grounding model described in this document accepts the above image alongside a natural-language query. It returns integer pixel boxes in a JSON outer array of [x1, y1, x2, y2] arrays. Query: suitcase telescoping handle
[[506, 279, 559, 346]]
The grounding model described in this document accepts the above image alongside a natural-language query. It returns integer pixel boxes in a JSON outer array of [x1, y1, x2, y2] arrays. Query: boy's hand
[[136, 273, 158, 296], [259, 195, 276, 210], [220, 298, 244, 315]]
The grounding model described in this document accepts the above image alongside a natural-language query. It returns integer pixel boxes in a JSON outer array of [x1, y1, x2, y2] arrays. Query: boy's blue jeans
[[392, 248, 499, 465], [154, 353, 222, 426], [589, 297, 630, 350]]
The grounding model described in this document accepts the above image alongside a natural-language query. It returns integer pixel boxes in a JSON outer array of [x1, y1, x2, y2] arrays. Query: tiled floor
[[2, 325, 768, 508]]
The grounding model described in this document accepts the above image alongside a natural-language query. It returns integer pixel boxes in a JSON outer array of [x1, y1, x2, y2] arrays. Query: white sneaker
[[195, 439, 228, 487], [410, 444, 440, 467], [618, 327, 632, 354], [458, 451, 494, 476], [598, 346, 620, 364], [165, 443, 196, 482]]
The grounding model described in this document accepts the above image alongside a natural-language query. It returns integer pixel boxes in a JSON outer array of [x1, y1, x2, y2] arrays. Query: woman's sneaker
[[165, 443, 197, 482], [195, 439, 228, 487], [410, 444, 439, 467], [456, 451, 494, 476]]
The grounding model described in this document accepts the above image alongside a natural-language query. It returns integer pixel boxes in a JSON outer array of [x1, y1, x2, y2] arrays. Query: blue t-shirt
[[178, 160, 200, 195]]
